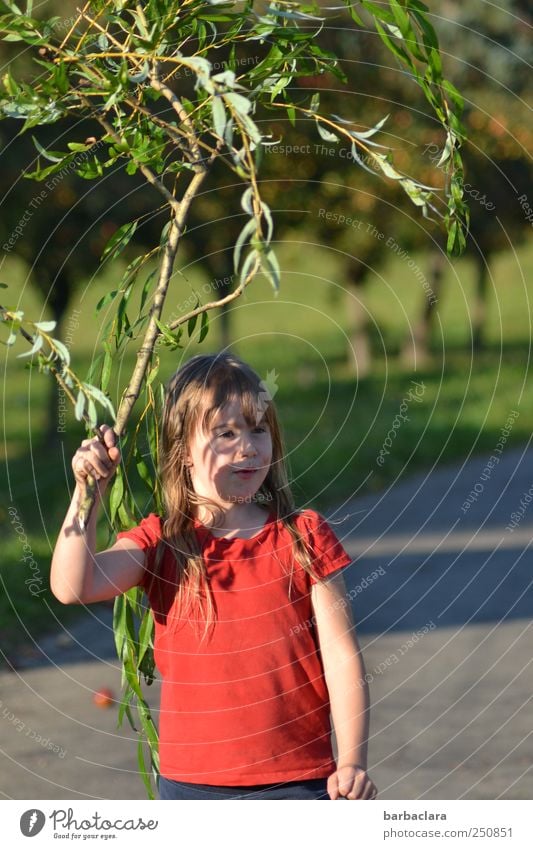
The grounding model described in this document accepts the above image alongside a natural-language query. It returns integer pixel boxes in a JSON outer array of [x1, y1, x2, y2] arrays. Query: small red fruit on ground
[[93, 687, 114, 708]]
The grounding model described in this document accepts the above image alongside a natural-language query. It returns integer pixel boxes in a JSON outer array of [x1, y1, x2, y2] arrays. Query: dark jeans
[[158, 775, 330, 800]]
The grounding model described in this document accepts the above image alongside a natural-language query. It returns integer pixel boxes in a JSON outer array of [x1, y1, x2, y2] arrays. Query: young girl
[[51, 352, 377, 801]]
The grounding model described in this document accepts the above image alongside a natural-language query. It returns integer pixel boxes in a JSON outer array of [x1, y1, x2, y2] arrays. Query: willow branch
[[77, 165, 210, 529], [148, 70, 202, 165], [114, 167, 208, 436]]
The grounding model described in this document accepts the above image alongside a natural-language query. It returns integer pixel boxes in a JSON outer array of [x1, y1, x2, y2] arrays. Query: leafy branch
[[0, 305, 115, 430]]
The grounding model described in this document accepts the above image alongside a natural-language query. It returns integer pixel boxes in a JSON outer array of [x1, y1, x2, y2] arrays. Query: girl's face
[[185, 397, 273, 508]]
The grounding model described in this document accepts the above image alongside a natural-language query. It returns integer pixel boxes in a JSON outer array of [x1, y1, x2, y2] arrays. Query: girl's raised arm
[[50, 425, 145, 605]]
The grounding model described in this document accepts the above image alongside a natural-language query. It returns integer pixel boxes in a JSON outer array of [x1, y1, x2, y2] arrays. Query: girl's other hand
[[72, 424, 121, 494], [327, 764, 378, 800]]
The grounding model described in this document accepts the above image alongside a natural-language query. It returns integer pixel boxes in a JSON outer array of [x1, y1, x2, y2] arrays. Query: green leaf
[[240, 186, 254, 216], [129, 62, 149, 84], [52, 338, 70, 367], [95, 290, 119, 315], [101, 222, 138, 263], [345, 4, 364, 25], [2, 70, 20, 97], [113, 593, 128, 660], [224, 91, 252, 117], [198, 309, 209, 343], [85, 384, 116, 418], [316, 122, 338, 143], [261, 248, 281, 292], [270, 75, 291, 100], [75, 155, 104, 180], [442, 79, 464, 113], [6, 1, 23, 12], [153, 318, 182, 350], [136, 456, 154, 492], [117, 687, 135, 729], [374, 21, 416, 71], [74, 390, 85, 422], [109, 469, 124, 525], [33, 320, 56, 332], [233, 219, 257, 271], [140, 271, 157, 313], [101, 346, 112, 393], [187, 311, 198, 338], [137, 608, 154, 666], [211, 95, 227, 139], [17, 334, 42, 358], [389, 0, 412, 39], [24, 156, 75, 182], [446, 219, 458, 255]]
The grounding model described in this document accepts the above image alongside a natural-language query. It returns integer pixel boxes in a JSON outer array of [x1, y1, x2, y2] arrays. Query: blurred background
[[0, 0, 532, 800]]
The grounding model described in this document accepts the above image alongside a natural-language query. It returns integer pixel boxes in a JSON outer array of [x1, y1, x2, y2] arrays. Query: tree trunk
[[472, 253, 489, 351], [401, 250, 445, 368], [43, 297, 70, 448], [345, 268, 371, 378]]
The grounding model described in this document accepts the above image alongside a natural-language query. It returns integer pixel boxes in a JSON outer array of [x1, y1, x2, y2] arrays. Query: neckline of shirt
[[193, 510, 276, 546]]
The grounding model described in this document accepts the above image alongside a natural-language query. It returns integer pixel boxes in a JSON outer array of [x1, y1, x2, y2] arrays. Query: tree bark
[[401, 250, 445, 368], [472, 253, 489, 351], [345, 269, 371, 378]]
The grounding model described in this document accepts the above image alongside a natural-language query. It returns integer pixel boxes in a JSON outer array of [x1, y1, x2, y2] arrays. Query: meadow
[[1, 235, 531, 660]]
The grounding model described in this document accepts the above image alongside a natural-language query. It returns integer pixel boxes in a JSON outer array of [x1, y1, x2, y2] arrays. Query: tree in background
[[0, 0, 467, 795], [254, 0, 532, 372]]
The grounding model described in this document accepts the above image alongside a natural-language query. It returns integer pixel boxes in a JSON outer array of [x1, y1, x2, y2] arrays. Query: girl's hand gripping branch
[[51, 424, 145, 605], [72, 424, 121, 497]]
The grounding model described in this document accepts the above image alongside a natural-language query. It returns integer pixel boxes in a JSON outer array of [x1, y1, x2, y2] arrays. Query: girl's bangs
[[194, 365, 266, 432]]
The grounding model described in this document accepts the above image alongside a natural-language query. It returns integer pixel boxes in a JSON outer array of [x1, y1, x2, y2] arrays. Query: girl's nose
[[239, 432, 257, 455]]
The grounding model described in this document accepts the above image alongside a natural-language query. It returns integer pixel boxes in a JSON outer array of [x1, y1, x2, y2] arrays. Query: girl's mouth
[[233, 469, 257, 477]]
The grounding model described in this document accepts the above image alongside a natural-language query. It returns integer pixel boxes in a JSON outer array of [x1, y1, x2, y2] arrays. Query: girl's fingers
[[100, 424, 117, 449], [361, 779, 377, 800], [108, 445, 121, 464], [346, 772, 367, 799], [72, 444, 120, 481], [72, 425, 121, 481], [327, 773, 340, 800]]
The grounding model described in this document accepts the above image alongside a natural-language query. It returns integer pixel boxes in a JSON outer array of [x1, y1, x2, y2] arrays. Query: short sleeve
[[116, 513, 162, 591], [116, 512, 162, 549], [296, 510, 352, 584]]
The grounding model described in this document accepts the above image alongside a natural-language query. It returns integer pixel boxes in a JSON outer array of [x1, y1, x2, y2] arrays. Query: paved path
[[1, 446, 532, 799]]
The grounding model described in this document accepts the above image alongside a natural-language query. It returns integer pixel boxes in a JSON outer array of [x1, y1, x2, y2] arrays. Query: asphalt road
[[1, 446, 531, 800]]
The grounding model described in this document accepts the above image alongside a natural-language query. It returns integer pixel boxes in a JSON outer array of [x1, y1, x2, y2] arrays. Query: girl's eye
[[219, 431, 234, 438]]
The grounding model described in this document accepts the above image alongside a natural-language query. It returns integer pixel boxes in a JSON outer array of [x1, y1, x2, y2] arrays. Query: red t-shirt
[[116, 509, 352, 786]]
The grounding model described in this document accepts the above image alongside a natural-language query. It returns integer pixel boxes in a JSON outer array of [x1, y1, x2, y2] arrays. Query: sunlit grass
[[1, 237, 531, 655]]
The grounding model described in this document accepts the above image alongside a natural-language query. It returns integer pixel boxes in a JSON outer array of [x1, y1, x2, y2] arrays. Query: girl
[[51, 352, 377, 801]]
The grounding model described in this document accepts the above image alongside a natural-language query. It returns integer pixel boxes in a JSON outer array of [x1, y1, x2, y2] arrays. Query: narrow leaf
[[74, 390, 85, 422], [101, 222, 138, 263], [33, 320, 56, 332], [198, 310, 209, 343]]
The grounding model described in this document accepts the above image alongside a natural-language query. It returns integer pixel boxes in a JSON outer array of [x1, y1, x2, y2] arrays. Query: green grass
[[1, 237, 532, 659]]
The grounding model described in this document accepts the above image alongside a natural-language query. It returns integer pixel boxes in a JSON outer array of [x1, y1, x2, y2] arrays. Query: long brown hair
[[154, 352, 318, 636]]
